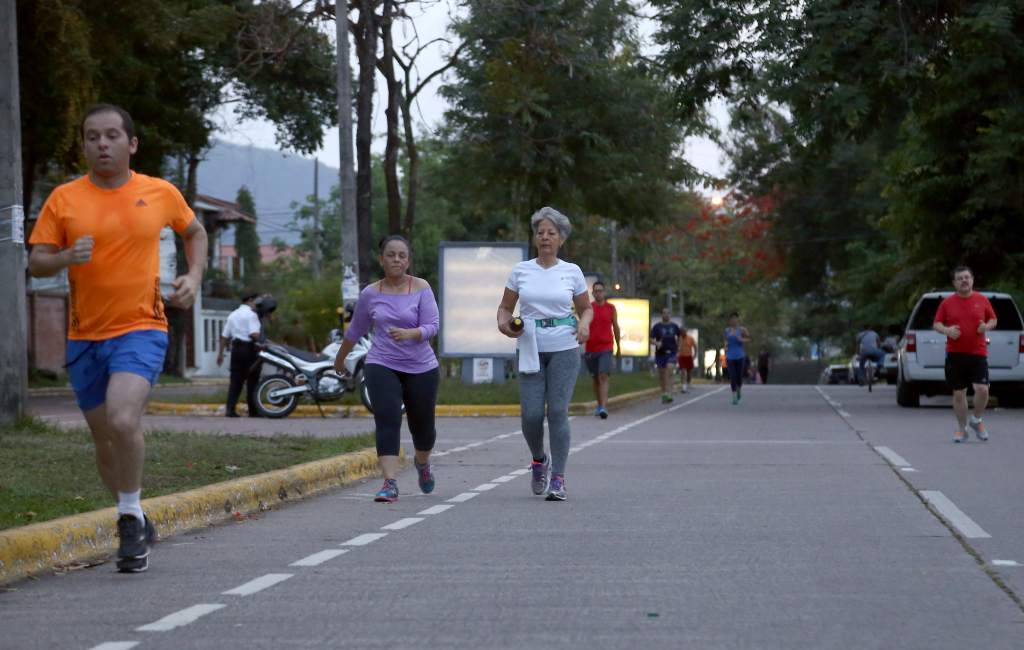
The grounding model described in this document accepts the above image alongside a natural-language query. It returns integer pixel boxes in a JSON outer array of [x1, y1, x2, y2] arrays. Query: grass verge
[[0, 417, 374, 531], [156, 372, 661, 406]]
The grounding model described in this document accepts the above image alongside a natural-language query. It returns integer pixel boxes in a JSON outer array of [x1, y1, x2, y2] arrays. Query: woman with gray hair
[[497, 207, 592, 501]]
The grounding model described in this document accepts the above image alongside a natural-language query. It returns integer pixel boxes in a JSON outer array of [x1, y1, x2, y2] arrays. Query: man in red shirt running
[[933, 266, 997, 443], [584, 281, 621, 418]]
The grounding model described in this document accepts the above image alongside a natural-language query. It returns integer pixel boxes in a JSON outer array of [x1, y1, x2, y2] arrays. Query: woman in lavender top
[[333, 235, 440, 503]]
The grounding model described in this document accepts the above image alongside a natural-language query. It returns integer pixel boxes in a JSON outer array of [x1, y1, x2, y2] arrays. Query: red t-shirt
[[586, 301, 617, 353], [933, 292, 996, 356]]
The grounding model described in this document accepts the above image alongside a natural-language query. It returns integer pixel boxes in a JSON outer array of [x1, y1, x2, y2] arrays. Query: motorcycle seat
[[270, 343, 331, 363]]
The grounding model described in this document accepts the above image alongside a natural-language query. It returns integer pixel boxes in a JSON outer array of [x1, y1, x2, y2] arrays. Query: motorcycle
[[253, 330, 375, 418]]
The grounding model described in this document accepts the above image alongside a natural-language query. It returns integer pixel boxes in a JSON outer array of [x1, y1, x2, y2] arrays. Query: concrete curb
[[146, 386, 667, 419], [0, 447, 398, 586]]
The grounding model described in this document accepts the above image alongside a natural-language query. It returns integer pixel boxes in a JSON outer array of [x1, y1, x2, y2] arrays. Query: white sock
[[969, 415, 982, 424], [117, 490, 144, 521]]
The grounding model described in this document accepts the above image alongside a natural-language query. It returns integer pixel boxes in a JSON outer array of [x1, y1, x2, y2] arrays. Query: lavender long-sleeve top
[[344, 283, 440, 374]]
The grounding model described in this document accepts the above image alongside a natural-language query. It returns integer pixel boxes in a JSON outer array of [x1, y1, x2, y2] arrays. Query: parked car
[[897, 291, 1024, 407], [821, 362, 852, 385]]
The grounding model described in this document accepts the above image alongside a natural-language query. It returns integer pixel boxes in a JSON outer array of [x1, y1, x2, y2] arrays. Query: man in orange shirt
[[933, 266, 997, 443], [676, 329, 696, 393], [28, 104, 207, 572]]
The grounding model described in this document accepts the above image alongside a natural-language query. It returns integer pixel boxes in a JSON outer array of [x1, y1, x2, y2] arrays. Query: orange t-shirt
[[678, 334, 696, 357], [29, 173, 195, 340]]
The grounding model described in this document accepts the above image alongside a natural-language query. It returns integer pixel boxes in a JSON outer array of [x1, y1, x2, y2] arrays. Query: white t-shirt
[[223, 304, 261, 343], [506, 258, 588, 352]]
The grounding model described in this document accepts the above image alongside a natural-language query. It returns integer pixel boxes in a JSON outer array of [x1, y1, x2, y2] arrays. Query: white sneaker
[[968, 417, 989, 441]]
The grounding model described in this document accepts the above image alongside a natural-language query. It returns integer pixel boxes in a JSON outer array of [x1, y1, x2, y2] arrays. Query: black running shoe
[[116, 514, 150, 573], [144, 515, 158, 546]]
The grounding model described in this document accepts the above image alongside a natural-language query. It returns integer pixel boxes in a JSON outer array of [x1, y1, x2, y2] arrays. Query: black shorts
[[944, 353, 988, 391]]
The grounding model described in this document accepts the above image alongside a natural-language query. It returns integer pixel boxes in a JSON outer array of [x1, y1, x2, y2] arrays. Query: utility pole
[[312, 158, 321, 279], [0, 0, 27, 424], [335, 0, 359, 304], [609, 220, 618, 291]]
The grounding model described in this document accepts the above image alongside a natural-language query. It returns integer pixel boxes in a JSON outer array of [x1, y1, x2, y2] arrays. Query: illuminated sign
[[607, 298, 650, 357], [439, 242, 528, 357]]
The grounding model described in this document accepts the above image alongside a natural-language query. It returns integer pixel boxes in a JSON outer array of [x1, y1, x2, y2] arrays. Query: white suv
[[897, 291, 1024, 407]]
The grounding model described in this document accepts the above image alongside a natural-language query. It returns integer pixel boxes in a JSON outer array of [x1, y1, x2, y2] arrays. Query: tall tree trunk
[[354, 0, 378, 284], [399, 87, 418, 238], [379, 0, 402, 236]]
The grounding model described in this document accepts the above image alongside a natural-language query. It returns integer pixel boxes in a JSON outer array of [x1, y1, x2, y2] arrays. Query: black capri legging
[[726, 359, 745, 392], [363, 363, 439, 456]]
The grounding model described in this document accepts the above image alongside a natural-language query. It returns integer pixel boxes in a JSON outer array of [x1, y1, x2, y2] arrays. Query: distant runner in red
[[584, 281, 621, 419], [932, 266, 997, 443]]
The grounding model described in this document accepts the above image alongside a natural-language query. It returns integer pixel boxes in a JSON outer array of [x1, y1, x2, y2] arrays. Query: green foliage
[[440, 0, 687, 233], [234, 186, 261, 281]]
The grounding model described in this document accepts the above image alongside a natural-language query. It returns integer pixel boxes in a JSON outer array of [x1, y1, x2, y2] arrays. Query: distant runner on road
[[651, 309, 682, 403], [677, 329, 696, 393], [724, 312, 751, 405], [585, 281, 621, 419], [27, 104, 207, 573], [498, 207, 592, 501], [933, 266, 997, 443], [333, 235, 441, 502]]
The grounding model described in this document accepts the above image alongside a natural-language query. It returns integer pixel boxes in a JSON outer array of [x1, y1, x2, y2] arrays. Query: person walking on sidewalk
[[217, 292, 263, 417], [724, 312, 751, 405], [757, 348, 772, 385], [651, 309, 682, 403], [584, 281, 620, 419], [677, 329, 696, 393], [498, 207, 592, 501], [27, 104, 207, 573], [933, 266, 997, 443], [333, 236, 441, 502]]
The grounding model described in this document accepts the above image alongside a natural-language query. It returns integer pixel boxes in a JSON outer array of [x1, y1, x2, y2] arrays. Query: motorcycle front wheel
[[256, 373, 300, 418]]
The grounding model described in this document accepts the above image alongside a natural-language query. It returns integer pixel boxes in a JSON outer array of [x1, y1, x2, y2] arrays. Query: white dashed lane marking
[[222, 573, 293, 597], [89, 643, 139, 650], [290, 549, 348, 567], [991, 560, 1021, 567], [921, 491, 992, 539], [417, 504, 454, 515], [342, 532, 388, 546], [381, 517, 424, 531], [136, 604, 226, 632], [874, 446, 912, 469], [447, 492, 479, 503], [472, 483, 499, 492]]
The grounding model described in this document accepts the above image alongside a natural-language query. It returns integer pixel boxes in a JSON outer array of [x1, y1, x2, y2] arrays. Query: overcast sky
[[211, 1, 728, 187]]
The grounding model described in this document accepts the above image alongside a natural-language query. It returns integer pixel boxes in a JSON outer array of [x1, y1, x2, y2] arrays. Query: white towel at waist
[[517, 319, 540, 374]]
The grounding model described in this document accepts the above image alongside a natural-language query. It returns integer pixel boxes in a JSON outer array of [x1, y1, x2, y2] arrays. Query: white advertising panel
[[607, 298, 650, 357], [440, 243, 527, 356]]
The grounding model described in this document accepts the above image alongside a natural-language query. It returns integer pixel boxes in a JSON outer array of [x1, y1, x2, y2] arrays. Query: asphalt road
[[5, 384, 1024, 649]]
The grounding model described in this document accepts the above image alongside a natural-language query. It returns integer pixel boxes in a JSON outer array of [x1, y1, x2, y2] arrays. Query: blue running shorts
[[66, 330, 169, 411]]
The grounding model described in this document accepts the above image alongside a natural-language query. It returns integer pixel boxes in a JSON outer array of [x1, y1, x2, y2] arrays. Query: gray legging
[[519, 348, 580, 476]]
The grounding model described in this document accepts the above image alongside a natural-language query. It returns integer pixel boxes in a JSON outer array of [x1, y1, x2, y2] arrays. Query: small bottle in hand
[[509, 317, 524, 333]]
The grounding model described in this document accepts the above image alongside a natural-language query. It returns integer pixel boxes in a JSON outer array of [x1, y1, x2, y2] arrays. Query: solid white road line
[[509, 468, 530, 476], [991, 560, 1021, 567], [136, 604, 226, 632], [921, 491, 992, 539], [447, 492, 479, 503], [491, 475, 517, 483], [342, 532, 388, 546], [433, 429, 523, 458], [874, 446, 912, 468], [89, 643, 139, 650], [290, 549, 349, 567], [417, 504, 454, 515], [222, 573, 293, 597], [381, 517, 424, 530], [472, 483, 499, 491], [838, 409, 852, 418]]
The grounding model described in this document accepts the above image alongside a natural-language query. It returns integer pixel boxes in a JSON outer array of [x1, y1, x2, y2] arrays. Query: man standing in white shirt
[[217, 292, 263, 417]]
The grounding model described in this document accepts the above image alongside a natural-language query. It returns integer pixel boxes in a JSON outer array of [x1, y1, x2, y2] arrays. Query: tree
[[439, 0, 687, 234], [234, 186, 261, 283]]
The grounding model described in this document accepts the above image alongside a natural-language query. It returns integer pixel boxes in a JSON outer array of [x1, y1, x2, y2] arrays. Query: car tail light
[[1019, 334, 1024, 353], [906, 333, 916, 353]]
